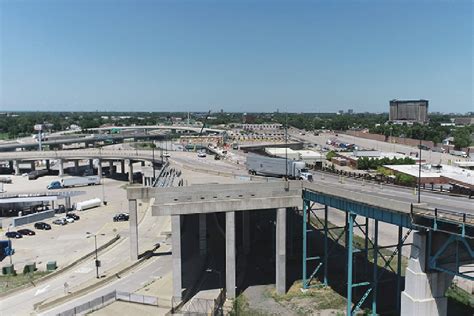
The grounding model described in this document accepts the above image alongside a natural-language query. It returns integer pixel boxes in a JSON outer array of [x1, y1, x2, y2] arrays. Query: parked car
[[64, 217, 75, 223], [113, 213, 129, 222], [197, 152, 207, 158], [5, 231, 22, 239], [34, 222, 51, 230], [53, 218, 67, 225], [17, 229, 36, 236], [66, 213, 80, 220]]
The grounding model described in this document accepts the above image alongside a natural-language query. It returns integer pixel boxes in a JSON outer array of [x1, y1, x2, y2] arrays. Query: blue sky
[[0, 0, 472, 113]]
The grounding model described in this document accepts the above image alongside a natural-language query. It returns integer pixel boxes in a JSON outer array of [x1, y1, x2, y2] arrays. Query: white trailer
[[246, 154, 313, 180], [60, 176, 100, 188], [450, 150, 468, 158], [76, 198, 102, 211]]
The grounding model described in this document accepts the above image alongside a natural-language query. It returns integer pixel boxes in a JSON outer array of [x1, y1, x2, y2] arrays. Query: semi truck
[[246, 155, 313, 181], [47, 176, 100, 189]]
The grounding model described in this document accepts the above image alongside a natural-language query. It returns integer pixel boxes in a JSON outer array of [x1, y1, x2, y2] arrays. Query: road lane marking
[[34, 285, 50, 296]]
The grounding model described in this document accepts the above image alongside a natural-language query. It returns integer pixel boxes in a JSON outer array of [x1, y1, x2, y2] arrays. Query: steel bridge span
[[127, 181, 474, 316]]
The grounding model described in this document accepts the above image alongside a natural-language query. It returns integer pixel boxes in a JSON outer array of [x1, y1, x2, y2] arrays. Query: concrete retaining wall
[[2, 210, 55, 228]]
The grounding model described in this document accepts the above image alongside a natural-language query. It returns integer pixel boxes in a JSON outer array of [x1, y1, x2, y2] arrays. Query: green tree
[[453, 127, 472, 149]]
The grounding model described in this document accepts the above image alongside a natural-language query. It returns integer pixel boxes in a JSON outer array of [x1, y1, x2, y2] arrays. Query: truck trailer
[[75, 198, 102, 211], [246, 154, 313, 181], [47, 176, 100, 189]]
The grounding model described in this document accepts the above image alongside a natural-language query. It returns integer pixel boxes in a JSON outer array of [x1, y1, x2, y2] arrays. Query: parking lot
[[1, 174, 147, 270]]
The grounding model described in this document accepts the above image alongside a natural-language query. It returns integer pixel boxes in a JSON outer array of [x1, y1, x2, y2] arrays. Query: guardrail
[[411, 204, 474, 238]]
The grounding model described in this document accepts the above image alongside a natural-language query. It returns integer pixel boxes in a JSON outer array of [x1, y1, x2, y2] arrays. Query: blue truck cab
[[47, 181, 62, 190]]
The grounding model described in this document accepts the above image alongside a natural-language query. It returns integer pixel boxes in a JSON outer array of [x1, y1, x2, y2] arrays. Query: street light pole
[[86, 232, 104, 279]]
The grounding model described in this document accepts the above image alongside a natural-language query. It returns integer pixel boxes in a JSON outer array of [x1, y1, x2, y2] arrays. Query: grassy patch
[[0, 271, 51, 293], [270, 280, 346, 314], [446, 284, 474, 308], [0, 132, 11, 140], [228, 295, 270, 316]]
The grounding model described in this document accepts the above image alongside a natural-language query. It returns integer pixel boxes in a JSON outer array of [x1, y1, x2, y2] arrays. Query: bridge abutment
[[401, 231, 452, 316]]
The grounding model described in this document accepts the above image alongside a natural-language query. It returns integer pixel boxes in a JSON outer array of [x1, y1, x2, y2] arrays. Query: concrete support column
[[97, 159, 102, 177], [242, 211, 250, 255], [8, 161, 13, 174], [65, 196, 71, 210], [45, 159, 50, 170], [74, 160, 79, 173], [13, 160, 20, 175], [172, 215, 182, 300], [276, 208, 287, 295], [129, 199, 139, 261], [58, 159, 64, 177], [109, 161, 114, 175], [121, 160, 125, 174], [401, 232, 453, 316], [226, 211, 236, 299], [199, 214, 207, 257], [128, 160, 134, 184], [30, 161, 36, 171], [88, 159, 93, 170]]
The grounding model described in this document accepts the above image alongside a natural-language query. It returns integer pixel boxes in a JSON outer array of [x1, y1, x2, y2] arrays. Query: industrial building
[[389, 99, 429, 123]]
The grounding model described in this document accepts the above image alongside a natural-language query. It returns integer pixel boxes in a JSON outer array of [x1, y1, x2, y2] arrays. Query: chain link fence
[[56, 290, 167, 316]]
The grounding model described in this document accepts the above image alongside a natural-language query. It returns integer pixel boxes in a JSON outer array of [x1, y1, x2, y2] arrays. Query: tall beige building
[[389, 99, 429, 123]]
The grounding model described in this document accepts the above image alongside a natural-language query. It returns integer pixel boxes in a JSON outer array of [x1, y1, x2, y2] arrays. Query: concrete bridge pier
[[8, 161, 13, 174], [401, 231, 452, 316], [13, 160, 20, 175], [58, 159, 64, 177], [45, 159, 50, 170], [128, 160, 134, 184], [120, 160, 125, 174], [276, 207, 286, 295], [172, 215, 182, 300], [74, 160, 79, 174], [97, 159, 102, 177], [30, 161, 36, 171], [129, 199, 139, 261], [109, 161, 114, 175], [226, 211, 236, 299]]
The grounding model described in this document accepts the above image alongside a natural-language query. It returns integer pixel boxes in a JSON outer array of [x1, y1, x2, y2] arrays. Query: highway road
[[310, 170, 473, 214]]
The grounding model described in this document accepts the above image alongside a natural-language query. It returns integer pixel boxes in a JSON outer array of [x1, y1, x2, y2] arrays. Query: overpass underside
[[127, 181, 474, 316]]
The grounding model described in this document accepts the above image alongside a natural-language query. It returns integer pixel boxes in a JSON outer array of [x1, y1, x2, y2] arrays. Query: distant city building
[[348, 109, 354, 115], [453, 117, 474, 126], [389, 99, 429, 123]]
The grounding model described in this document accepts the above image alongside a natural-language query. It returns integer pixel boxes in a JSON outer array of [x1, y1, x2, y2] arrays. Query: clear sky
[[0, 0, 472, 113]]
